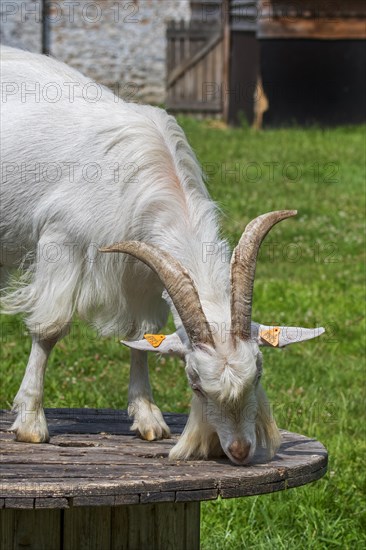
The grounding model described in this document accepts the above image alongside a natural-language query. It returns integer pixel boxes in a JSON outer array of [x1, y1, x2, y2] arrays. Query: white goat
[[0, 46, 324, 465]]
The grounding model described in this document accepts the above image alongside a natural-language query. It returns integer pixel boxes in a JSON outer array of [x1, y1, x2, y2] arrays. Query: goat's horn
[[99, 241, 215, 348], [230, 210, 297, 342]]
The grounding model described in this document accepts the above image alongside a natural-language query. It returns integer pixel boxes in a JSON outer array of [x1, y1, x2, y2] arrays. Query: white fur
[[0, 46, 279, 462]]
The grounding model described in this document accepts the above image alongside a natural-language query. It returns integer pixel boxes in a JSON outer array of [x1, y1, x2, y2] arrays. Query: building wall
[[0, 0, 43, 53], [0, 0, 191, 103]]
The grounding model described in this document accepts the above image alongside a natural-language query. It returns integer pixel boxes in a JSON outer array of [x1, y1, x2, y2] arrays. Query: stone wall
[[0, 0, 42, 52], [0, 0, 191, 103]]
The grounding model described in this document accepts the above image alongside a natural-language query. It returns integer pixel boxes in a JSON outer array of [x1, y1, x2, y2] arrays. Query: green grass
[[1, 120, 365, 548]]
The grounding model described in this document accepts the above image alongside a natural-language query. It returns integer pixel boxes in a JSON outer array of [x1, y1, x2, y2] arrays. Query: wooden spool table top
[[0, 408, 328, 510]]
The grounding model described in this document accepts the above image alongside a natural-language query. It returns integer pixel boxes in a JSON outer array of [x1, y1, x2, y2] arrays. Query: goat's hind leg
[[128, 349, 170, 441], [11, 333, 61, 443]]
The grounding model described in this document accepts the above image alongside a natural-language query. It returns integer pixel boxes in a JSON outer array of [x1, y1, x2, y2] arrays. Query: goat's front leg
[[11, 335, 58, 443], [128, 349, 170, 441]]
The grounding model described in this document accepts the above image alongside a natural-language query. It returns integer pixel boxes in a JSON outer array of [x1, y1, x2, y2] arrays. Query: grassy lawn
[[1, 120, 365, 548]]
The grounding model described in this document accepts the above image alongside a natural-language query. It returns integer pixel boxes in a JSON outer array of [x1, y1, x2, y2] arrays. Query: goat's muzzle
[[228, 440, 251, 464]]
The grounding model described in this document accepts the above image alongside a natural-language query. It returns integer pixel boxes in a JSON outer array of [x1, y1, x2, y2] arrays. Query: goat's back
[[0, 47, 223, 338]]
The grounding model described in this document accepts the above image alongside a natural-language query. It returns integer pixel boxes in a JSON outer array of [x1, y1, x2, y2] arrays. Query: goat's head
[[100, 211, 324, 465]]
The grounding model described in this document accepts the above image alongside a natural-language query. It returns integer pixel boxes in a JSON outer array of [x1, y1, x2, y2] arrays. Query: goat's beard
[[169, 395, 224, 461], [255, 384, 281, 460], [169, 386, 281, 463]]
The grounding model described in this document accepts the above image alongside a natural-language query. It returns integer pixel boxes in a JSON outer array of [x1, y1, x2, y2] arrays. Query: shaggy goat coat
[[0, 46, 229, 339]]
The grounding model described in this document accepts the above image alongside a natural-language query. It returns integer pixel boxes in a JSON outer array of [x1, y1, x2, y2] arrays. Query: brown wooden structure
[[0, 408, 327, 549], [258, 0, 366, 126], [166, 20, 225, 116], [166, 0, 366, 126], [166, 0, 232, 118]]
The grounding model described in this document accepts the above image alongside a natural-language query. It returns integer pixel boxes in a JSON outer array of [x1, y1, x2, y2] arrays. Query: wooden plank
[[175, 32, 182, 100], [180, 33, 185, 99], [0, 449, 225, 477], [195, 40, 205, 105], [258, 17, 366, 39], [215, 39, 224, 109], [0, 408, 186, 436], [111, 505, 129, 550], [0, 509, 61, 550], [0, 474, 259, 499], [175, 488, 218, 502], [114, 494, 139, 506], [63, 506, 111, 550], [73, 495, 116, 507], [205, 44, 214, 105], [258, 0, 366, 17], [0, 509, 13, 550], [184, 502, 200, 549], [223, 0, 231, 122], [220, 479, 286, 498], [1, 468, 219, 493], [185, 31, 195, 100], [35, 497, 69, 509], [153, 502, 201, 550], [140, 491, 175, 504], [4, 498, 35, 509], [133, 503, 158, 549], [155, 502, 184, 550], [285, 465, 328, 489]]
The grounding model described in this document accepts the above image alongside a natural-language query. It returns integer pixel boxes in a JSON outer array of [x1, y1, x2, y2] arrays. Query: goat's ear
[[121, 332, 188, 357], [251, 322, 325, 348]]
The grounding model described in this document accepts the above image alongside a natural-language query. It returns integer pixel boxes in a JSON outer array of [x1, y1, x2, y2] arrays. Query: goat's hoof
[[137, 423, 171, 442], [13, 429, 50, 444], [129, 401, 171, 441], [10, 411, 50, 443]]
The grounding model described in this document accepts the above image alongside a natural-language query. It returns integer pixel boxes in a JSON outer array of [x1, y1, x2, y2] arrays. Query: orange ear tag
[[260, 327, 280, 347], [143, 334, 167, 348]]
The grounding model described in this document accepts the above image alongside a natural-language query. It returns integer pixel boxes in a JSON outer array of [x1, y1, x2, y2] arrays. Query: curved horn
[[99, 241, 215, 347], [230, 210, 297, 342]]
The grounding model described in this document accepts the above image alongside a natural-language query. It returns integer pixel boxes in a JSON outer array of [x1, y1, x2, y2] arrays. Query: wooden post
[[222, 0, 231, 123], [41, 0, 50, 55]]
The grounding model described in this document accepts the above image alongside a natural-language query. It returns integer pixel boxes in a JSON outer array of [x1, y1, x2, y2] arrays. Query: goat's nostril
[[228, 441, 251, 462]]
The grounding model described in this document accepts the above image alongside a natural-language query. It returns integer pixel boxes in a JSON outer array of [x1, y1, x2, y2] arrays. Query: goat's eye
[[192, 385, 204, 397]]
